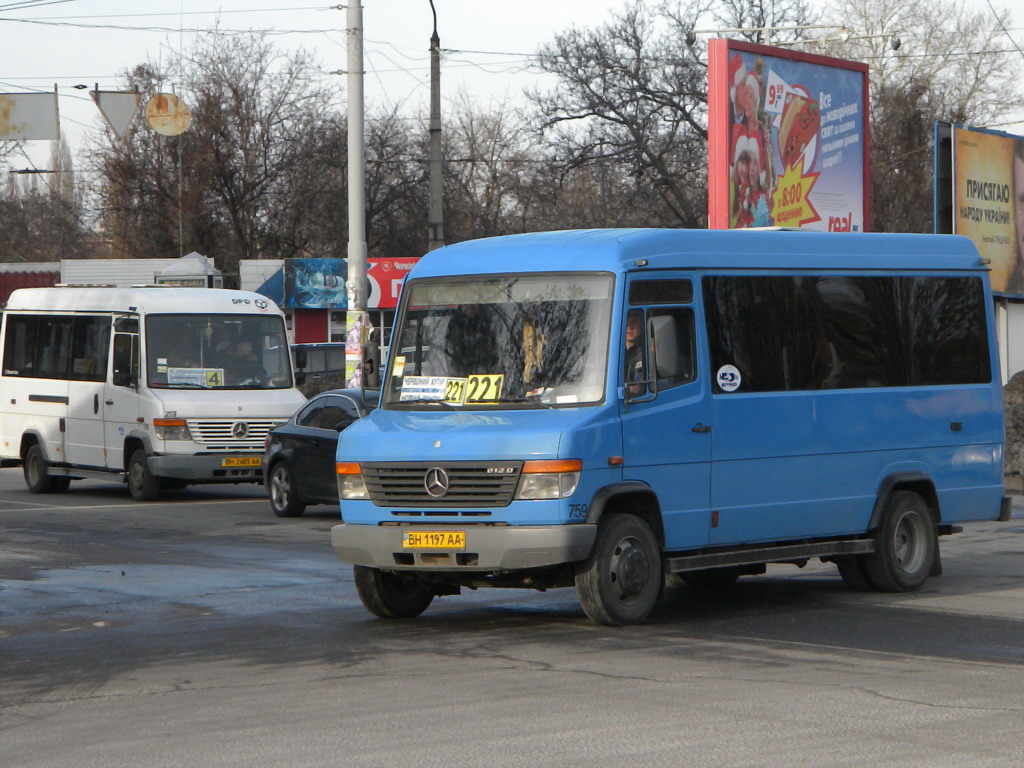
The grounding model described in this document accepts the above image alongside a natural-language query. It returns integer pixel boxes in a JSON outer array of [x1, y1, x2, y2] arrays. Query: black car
[[264, 388, 378, 517]]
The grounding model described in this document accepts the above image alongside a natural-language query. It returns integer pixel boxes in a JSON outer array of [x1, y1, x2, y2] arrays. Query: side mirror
[[294, 348, 307, 370]]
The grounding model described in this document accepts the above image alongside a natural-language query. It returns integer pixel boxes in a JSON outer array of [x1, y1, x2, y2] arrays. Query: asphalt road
[[2, 468, 1024, 767]]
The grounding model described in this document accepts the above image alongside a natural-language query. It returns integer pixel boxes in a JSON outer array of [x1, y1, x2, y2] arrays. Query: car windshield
[[146, 314, 292, 389], [383, 273, 613, 408]]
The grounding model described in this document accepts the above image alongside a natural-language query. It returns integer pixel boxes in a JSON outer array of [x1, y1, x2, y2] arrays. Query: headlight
[[515, 459, 581, 500], [337, 462, 369, 499], [153, 418, 191, 441]]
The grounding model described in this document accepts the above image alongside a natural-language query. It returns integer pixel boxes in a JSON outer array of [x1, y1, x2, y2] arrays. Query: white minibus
[[0, 286, 306, 500]]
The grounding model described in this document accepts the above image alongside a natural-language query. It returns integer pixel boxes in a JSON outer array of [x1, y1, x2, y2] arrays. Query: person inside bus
[[445, 303, 497, 376], [624, 311, 646, 396], [223, 339, 261, 382]]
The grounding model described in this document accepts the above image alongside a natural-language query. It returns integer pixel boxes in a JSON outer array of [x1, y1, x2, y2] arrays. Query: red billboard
[[368, 257, 417, 309], [708, 39, 870, 232]]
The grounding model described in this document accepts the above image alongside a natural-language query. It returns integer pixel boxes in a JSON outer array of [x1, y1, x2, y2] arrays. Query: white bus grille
[[186, 419, 283, 451]]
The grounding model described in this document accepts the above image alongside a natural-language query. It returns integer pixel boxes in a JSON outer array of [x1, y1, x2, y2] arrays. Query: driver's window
[[648, 308, 696, 390], [623, 309, 647, 395]]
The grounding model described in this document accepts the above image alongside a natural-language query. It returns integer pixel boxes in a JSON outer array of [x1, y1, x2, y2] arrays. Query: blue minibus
[[331, 229, 1009, 625]]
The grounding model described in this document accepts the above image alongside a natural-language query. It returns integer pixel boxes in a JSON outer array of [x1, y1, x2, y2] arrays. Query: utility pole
[[427, 0, 444, 252], [346, 0, 368, 311]]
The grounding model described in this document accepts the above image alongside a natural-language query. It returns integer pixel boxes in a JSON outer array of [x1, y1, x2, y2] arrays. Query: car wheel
[[268, 461, 306, 518], [354, 565, 435, 618]]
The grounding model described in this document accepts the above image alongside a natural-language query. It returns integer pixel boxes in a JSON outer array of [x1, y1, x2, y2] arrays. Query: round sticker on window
[[716, 365, 741, 392]]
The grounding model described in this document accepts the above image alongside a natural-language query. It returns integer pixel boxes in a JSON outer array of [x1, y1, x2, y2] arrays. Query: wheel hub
[[610, 538, 649, 597]]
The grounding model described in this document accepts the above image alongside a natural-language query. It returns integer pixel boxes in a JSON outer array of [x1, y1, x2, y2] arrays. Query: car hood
[[337, 407, 593, 462]]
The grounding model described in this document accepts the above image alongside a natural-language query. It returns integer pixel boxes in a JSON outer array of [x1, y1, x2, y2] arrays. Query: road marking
[[4, 498, 259, 511]]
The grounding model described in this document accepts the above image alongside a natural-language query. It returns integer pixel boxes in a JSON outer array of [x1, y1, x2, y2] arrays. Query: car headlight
[[515, 459, 581, 500], [153, 418, 192, 441], [337, 462, 369, 500]]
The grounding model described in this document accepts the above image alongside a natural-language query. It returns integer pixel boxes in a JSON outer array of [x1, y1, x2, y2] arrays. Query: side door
[[63, 316, 111, 469], [619, 274, 713, 551], [289, 395, 353, 502], [307, 394, 360, 500], [104, 318, 141, 470]]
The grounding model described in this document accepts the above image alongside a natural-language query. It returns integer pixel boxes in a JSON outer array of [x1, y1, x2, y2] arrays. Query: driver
[[223, 340, 261, 382]]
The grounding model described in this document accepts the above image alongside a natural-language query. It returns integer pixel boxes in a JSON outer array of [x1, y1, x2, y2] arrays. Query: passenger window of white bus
[[70, 316, 111, 382]]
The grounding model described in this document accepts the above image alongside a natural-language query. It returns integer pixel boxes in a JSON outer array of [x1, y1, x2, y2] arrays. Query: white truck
[[0, 286, 306, 500]]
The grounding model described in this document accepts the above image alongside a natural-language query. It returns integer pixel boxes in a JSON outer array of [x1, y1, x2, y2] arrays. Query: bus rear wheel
[[575, 513, 661, 626], [354, 565, 434, 618], [23, 443, 70, 494], [864, 491, 937, 592]]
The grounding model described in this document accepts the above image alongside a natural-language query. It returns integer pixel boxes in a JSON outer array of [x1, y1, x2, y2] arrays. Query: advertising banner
[[277, 257, 416, 309], [283, 258, 348, 309], [950, 125, 1024, 295], [708, 39, 870, 232], [367, 257, 417, 309]]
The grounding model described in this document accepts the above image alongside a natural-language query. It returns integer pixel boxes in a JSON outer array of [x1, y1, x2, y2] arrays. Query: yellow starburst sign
[[770, 158, 821, 228]]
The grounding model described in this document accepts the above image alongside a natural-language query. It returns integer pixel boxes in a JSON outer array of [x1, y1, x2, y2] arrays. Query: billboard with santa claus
[[707, 39, 870, 232]]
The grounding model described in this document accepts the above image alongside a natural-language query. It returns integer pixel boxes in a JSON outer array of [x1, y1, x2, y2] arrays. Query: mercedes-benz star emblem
[[424, 467, 449, 497], [231, 421, 249, 439]]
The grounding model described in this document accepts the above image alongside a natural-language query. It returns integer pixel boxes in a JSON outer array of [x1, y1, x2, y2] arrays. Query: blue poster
[[283, 258, 348, 309]]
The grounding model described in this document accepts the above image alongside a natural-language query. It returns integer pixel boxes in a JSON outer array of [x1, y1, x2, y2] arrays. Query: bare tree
[[529, 0, 819, 228], [818, 0, 1023, 231]]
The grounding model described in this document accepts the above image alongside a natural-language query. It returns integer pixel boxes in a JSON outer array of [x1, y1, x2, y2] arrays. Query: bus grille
[[187, 419, 283, 451], [362, 461, 522, 507]]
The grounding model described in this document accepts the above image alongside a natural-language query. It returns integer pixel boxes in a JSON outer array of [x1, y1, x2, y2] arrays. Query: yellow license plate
[[221, 456, 262, 467], [402, 530, 466, 549]]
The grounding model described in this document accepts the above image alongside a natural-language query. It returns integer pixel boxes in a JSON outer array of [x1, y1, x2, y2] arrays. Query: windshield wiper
[[501, 397, 554, 408], [395, 398, 457, 410]]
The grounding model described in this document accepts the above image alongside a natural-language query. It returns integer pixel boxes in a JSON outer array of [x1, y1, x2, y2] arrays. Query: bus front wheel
[[575, 513, 661, 626], [354, 565, 434, 618], [128, 449, 161, 502]]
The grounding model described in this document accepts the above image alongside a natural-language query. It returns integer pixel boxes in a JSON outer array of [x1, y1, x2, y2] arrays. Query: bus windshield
[[146, 314, 292, 390], [384, 273, 613, 408]]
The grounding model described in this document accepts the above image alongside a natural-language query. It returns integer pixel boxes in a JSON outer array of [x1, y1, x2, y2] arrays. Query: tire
[[268, 461, 306, 518], [354, 565, 435, 619], [864, 491, 937, 592], [23, 443, 68, 494], [681, 567, 743, 588], [127, 448, 161, 502], [575, 513, 661, 626], [834, 555, 875, 591]]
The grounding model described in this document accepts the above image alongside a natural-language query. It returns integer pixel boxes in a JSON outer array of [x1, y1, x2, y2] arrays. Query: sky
[[1, 0, 1021, 172]]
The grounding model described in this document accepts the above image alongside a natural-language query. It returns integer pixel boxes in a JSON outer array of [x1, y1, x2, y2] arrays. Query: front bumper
[[331, 522, 597, 571], [147, 453, 263, 482]]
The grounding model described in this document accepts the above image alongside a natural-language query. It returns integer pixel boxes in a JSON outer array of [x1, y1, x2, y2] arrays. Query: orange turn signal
[[153, 418, 186, 427], [336, 462, 362, 475], [521, 459, 583, 474]]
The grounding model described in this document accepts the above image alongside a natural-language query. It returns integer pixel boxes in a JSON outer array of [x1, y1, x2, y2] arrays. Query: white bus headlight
[[153, 418, 192, 441], [515, 459, 582, 500], [337, 462, 369, 500]]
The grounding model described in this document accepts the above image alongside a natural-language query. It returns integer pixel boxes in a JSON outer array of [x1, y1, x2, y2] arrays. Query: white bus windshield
[[146, 314, 292, 390], [385, 273, 613, 408]]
